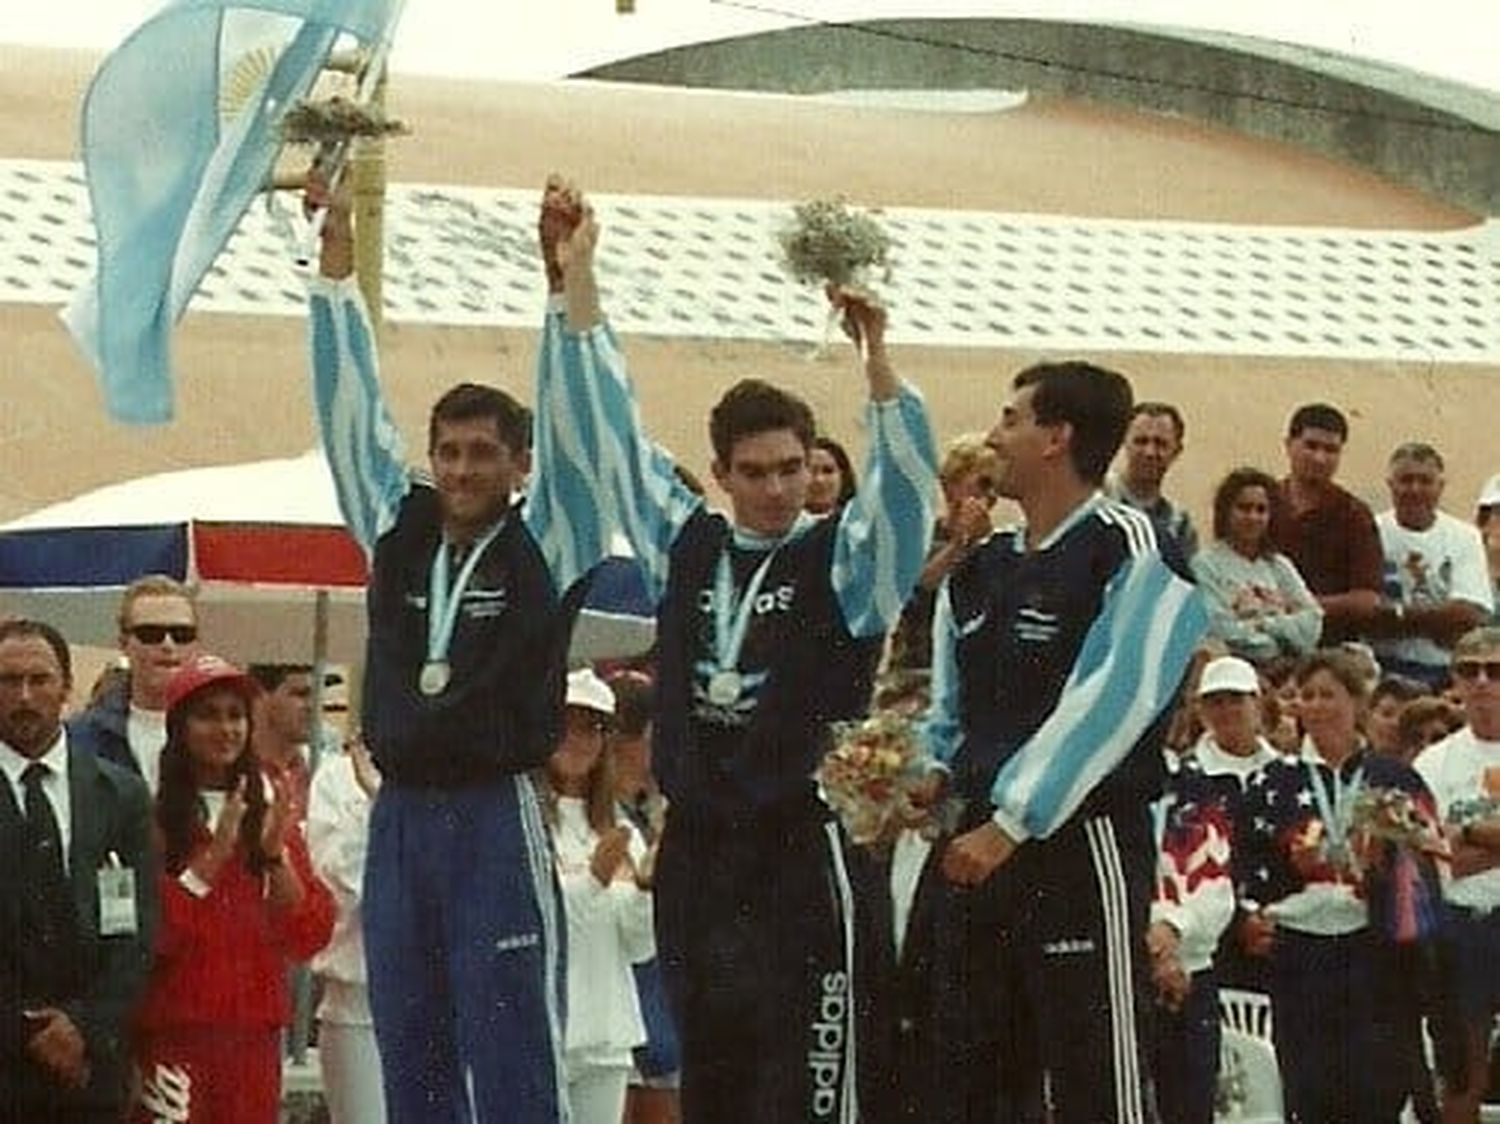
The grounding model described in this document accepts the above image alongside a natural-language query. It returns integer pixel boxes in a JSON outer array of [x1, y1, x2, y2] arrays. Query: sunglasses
[[1452, 660, 1500, 683], [126, 624, 198, 645]]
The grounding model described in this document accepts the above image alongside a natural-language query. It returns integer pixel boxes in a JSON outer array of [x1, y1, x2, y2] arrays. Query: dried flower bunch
[[280, 97, 408, 145], [1349, 787, 1446, 852], [777, 197, 892, 289], [815, 713, 960, 849]]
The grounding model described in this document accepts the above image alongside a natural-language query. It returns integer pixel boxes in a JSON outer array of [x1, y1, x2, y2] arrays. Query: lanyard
[[712, 545, 781, 671], [1304, 756, 1364, 856], [427, 520, 505, 663]]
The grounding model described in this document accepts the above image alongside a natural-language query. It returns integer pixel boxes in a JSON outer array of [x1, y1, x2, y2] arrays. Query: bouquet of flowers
[[814, 713, 961, 849], [1350, 787, 1448, 945], [777, 197, 892, 289], [280, 96, 408, 146]]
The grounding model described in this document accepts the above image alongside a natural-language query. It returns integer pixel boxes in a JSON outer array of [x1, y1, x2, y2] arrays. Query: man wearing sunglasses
[[1413, 626, 1500, 1123], [67, 575, 199, 795]]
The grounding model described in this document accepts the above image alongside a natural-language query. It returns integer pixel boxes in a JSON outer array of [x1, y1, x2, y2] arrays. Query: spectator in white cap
[[1478, 473, 1500, 622], [1189, 655, 1278, 785], [541, 668, 657, 1124]]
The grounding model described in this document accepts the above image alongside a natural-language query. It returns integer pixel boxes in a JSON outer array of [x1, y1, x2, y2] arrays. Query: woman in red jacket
[[133, 654, 334, 1124]]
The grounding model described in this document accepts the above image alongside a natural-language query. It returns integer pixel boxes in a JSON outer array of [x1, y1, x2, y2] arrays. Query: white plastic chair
[[1216, 988, 1284, 1123]]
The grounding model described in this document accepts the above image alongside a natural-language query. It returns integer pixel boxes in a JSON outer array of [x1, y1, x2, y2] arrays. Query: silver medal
[[419, 660, 451, 697], [707, 669, 742, 706]]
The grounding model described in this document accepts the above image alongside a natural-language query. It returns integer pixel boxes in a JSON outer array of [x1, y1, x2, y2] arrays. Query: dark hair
[[708, 379, 816, 465], [607, 670, 655, 740], [1287, 403, 1348, 442], [429, 383, 532, 455], [0, 618, 71, 686], [246, 663, 313, 692], [157, 688, 268, 876], [1130, 401, 1185, 443], [1211, 466, 1282, 549], [1013, 361, 1133, 484], [811, 436, 858, 507], [1398, 697, 1463, 755], [1371, 675, 1427, 710]]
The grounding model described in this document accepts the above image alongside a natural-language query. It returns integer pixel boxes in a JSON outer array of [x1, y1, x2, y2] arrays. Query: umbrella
[[0, 451, 655, 666]]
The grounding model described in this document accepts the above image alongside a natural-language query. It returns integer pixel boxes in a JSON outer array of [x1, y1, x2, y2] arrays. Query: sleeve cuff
[[1150, 901, 1190, 940], [306, 274, 361, 300], [178, 870, 213, 899], [989, 805, 1031, 845]]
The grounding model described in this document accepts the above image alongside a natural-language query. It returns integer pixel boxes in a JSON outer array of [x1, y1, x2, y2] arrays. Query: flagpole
[[351, 65, 388, 338]]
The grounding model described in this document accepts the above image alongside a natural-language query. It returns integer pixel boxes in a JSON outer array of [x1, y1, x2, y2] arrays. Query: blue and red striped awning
[[0, 521, 367, 589]]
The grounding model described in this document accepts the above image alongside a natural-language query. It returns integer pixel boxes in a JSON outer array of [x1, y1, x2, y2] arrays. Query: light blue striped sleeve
[[525, 302, 618, 596], [307, 276, 410, 557], [919, 580, 962, 766], [831, 384, 939, 638], [989, 552, 1209, 842], [533, 319, 703, 606]]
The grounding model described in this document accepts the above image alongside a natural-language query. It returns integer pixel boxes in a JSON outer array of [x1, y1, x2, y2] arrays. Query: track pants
[[364, 776, 567, 1124], [1148, 968, 1220, 1124], [653, 803, 887, 1124], [1271, 929, 1404, 1124], [928, 812, 1156, 1124]]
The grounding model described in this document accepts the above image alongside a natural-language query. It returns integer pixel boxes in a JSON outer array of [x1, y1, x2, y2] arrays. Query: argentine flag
[[62, 0, 405, 425]]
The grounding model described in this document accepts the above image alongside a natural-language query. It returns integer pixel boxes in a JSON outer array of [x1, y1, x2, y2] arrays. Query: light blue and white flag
[[62, 0, 405, 425]]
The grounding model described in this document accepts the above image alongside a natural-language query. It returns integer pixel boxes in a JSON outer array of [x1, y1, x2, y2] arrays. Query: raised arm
[[531, 184, 702, 604], [524, 177, 627, 594], [306, 175, 409, 556], [823, 288, 940, 638]]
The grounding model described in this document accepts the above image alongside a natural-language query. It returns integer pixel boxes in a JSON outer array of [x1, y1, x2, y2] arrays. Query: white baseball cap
[[1197, 655, 1261, 698], [565, 667, 616, 716], [1478, 473, 1500, 512]]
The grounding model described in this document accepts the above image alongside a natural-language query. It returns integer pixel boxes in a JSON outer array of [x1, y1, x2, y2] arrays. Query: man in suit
[[0, 617, 157, 1122]]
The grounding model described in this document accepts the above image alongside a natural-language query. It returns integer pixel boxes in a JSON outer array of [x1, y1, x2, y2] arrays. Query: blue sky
[[2, 0, 1495, 93]]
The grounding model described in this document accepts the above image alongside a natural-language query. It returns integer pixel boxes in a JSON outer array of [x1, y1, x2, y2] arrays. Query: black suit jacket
[[0, 739, 158, 1114]]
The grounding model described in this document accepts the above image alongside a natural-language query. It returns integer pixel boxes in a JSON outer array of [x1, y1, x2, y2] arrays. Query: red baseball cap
[[164, 653, 259, 719]]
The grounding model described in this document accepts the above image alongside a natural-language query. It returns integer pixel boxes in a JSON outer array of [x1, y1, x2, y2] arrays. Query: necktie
[[20, 762, 77, 1001]]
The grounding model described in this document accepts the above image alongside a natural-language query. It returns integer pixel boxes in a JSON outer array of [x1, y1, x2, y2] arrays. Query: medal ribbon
[[428, 520, 506, 667], [1304, 756, 1364, 865], [712, 544, 782, 674]]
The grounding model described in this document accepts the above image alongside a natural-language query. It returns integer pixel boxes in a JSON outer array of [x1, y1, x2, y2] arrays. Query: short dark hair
[[811, 436, 858, 507], [1013, 361, 1133, 484], [247, 663, 314, 692], [1287, 403, 1348, 442], [607, 670, 655, 740], [709, 379, 816, 465], [1371, 675, 1427, 710], [429, 383, 532, 455], [0, 618, 71, 686], [1130, 401, 1185, 443], [1211, 466, 1282, 547]]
